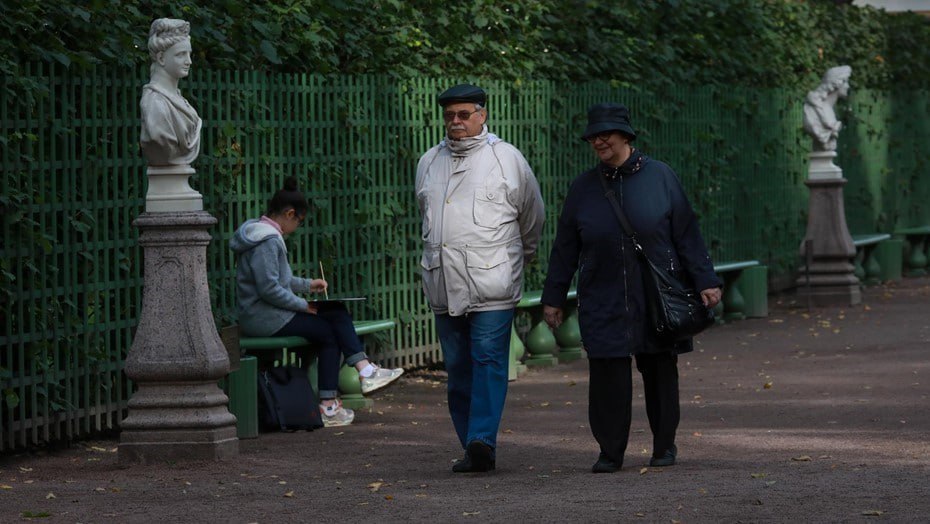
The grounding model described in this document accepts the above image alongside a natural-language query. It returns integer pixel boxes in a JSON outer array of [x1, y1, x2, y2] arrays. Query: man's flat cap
[[437, 84, 487, 107]]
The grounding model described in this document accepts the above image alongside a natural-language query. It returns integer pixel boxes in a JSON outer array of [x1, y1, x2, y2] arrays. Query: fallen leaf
[[90, 446, 107, 452], [539, 402, 550, 407], [384, 495, 393, 500], [751, 473, 767, 479], [283, 490, 295, 498], [19, 467, 33, 473], [692, 432, 703, 437], [503, 429, 513, 433], [368, 482, 383, 492], [94, 487, 106, 493], [46, 493, 56, 500], [763, 382, 773, 389], [463, 512, 481, 516], [639, 467, 648, 475], [792, 455, 812, 462], [861, 510, 883, 516]]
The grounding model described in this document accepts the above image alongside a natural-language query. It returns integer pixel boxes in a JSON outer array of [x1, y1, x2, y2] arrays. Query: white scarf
[[440, 125, 501, 157]]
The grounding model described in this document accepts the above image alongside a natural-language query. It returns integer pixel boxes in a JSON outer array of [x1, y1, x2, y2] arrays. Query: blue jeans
[[435, 309, 515, 453], [274, 303, 368, 400]]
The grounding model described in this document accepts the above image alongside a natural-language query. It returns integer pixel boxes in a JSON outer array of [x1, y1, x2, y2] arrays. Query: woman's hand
[[700, 287, 722, 308], [306, 302, 319, 315], [543, 305, 564, 329], [309, 278, 328, 294]]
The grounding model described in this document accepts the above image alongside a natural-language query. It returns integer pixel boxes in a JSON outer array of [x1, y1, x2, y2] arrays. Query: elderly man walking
[[416, 84, 544, 473]]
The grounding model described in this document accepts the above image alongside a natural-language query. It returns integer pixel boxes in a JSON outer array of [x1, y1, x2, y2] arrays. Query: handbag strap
[[598, 174, 645, 254]]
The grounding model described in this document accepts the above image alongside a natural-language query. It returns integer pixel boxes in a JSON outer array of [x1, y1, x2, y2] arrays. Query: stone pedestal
[[795, 151, 861, 307], [119, 211, 238, 464]]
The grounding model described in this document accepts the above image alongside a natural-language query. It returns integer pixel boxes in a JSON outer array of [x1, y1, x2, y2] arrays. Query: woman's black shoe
[[649, 444, 677, 467], [452, 441, 496, 473], [591, 452, 622, 473]]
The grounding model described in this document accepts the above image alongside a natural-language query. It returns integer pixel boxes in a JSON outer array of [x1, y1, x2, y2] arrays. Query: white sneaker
[[320, 399, 354, 427], [360, 365, 404, 394]]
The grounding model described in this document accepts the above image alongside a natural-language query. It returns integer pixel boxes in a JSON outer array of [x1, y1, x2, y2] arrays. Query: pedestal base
[[795, 282, 862, 307], [119, 382, 239, 464]]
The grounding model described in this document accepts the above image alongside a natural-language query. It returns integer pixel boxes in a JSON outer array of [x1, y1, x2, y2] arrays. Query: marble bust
[[140, 18, 202, 166], [803, 66, 852, 152]]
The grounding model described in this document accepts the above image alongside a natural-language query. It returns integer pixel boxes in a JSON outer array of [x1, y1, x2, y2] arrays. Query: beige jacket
[[416, 129, 544, 316]]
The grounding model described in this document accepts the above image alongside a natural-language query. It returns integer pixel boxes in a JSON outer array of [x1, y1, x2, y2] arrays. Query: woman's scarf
[[601, 148, 646, 180]]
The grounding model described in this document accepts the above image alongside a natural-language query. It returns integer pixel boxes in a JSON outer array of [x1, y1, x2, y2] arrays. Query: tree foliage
[[3, 0, 930, 98]]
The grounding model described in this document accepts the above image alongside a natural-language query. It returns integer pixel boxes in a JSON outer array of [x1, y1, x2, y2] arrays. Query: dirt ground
[[2, 277, 929, 523]]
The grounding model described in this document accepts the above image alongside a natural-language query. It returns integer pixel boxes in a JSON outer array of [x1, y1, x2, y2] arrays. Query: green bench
[[894, 225, 930, 277], [223, 319, 396, 438], [513, 290, 579, 373], [713, 260, 767, 321], [851, 234, 897, 285]]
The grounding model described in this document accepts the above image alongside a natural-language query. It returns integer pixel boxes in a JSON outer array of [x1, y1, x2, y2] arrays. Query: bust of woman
[[802, 66, 852, 152], [140, 18, 202, 167]]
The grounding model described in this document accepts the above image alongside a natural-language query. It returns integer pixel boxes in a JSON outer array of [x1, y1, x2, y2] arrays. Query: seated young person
[[230, 176, 403, 427]]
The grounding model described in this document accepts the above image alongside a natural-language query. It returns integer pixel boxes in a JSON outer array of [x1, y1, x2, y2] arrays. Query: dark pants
[[588, 352, 680, 465], [273, 303, 368, 400]]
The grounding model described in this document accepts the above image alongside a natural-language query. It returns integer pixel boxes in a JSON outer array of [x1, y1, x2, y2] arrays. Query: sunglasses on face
[[585, 132, 615, 144], [443, 109, 481, 122]]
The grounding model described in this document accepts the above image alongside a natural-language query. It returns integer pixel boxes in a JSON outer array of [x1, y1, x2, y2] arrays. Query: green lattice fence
[[2, 64, 928, 451]]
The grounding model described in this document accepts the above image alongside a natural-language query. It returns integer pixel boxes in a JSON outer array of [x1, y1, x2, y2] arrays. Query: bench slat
[[714, 260, 760, 273], [895, 225, 930, 235], [517, 289, 576, 308], [239, 320, 395, 351], [852, 233, 891, 246]]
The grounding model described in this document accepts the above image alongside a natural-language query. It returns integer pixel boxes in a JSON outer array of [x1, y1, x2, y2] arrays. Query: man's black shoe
[[591, 452, 622, 473], [649, 444, 677, 467], [452, 441, 496, 473]]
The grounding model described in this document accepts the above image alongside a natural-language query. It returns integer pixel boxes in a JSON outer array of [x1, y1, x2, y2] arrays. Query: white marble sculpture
[[140, 18, 201, 166], [802, 65, 851, 152]]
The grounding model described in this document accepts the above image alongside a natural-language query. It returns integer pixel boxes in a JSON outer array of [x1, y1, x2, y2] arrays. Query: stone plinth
[[796, 153, 861, 307], [145, 165, 203, 213], [119, 211, 238, 464]]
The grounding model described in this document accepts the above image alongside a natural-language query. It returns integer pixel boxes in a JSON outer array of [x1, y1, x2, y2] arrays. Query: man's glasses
[[443, 109, 481, 122], [585, 132, 615, 144]]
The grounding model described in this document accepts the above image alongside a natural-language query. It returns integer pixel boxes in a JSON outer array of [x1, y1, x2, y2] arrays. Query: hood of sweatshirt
[[229, 218, 285, 254]]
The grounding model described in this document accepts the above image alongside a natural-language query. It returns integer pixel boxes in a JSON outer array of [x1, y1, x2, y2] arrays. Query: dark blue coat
[[541, 151, 721, 358]]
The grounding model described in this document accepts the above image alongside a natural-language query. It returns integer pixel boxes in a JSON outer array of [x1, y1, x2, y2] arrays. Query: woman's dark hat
[[438, 84, 487, 107], [581, 103, 636, 141]]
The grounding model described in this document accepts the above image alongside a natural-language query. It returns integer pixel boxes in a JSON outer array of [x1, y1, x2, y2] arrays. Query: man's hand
[[700, 287, 722, 308], [543, 305, 563, 329]]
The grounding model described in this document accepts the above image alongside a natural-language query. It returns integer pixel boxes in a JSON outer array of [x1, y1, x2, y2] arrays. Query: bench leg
[[338, 364, 373, 410], [554, 303, 584, 363], [853, 247, 867, 282], [862, 246, 882, 285], [523, 308, 559, 367], [721, 272, 747, 321], [904, 235, 928, 277], [509, 325, 526, 381]]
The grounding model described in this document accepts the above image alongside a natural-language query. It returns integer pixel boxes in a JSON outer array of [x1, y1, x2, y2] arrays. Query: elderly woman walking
[[541, 103, 722, 473]]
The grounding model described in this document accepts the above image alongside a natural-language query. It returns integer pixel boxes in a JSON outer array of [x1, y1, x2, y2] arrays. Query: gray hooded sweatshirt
[[229, 219, 312, 336]]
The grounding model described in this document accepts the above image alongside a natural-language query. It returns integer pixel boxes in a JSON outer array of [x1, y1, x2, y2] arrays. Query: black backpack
[[257, 366, 324, 432]]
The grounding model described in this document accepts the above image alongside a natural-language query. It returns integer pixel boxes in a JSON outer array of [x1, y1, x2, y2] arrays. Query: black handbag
[[599, 176, 715, 343], [257, 365, 324, 432]]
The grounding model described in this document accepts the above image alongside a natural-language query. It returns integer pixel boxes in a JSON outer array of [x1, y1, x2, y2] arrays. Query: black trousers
[[588, 352, 680, 464]]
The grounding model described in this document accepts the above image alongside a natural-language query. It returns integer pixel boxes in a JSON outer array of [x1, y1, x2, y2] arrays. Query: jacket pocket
[[465, 246, 514, 303], [473, 188, 506, 229], [419, 248, 445, 308]]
